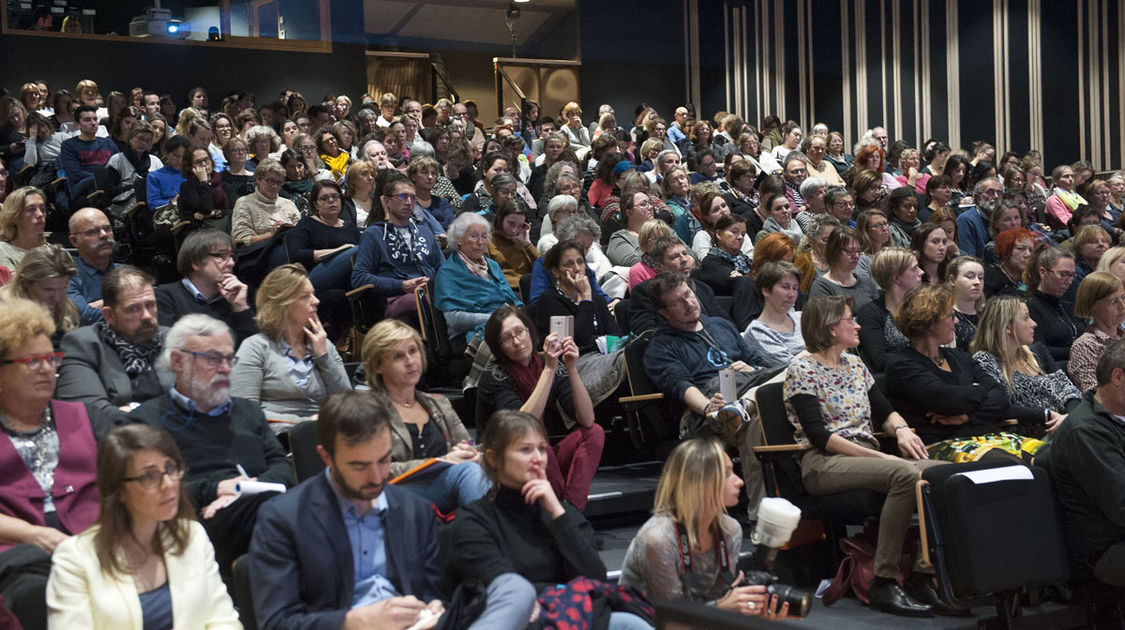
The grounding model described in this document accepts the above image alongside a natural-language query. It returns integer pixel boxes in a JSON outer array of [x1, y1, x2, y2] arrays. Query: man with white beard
[[131, 313, 293, 577], [956, 177, 1004, 258]]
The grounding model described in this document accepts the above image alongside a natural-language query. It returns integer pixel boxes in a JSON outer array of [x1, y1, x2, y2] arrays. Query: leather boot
[[867, 579, 934, 618]]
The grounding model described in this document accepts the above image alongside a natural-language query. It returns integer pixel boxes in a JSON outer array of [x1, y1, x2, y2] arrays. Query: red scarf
[[505, 353, 544, 417]]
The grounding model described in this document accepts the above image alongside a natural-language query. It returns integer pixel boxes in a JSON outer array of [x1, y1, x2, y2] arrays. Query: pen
[[236, 464, 250, 478]]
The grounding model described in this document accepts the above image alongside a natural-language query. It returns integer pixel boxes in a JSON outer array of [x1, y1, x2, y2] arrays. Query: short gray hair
[[360, 139, 385, 157], [973, 176, 1002, 195], [356, 108, 375, 120], [555, 213, 601, 243], [547, 194, 578, 220], [447, 213, 490, 251], [491, 172, 518, 190], [158, 314, 233, 372], [799, 176, 827, 199]]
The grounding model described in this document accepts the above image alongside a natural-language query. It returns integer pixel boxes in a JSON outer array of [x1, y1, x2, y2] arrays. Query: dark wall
[[578, 0, 687, 125], [0, 0, 366, 111]]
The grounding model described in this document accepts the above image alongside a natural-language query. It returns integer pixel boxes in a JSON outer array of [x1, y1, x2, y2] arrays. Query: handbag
[[822, 521, 917, 606]]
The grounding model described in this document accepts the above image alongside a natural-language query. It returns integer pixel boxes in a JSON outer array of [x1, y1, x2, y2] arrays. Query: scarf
[[713, 247, 751, 275], [457, 251, 490, 279], [98, 321, 164, 376], [761, 216, 803, 244], [506, 353, 544, 413], [1052, 187, 1087, 212], [321, 151, 350, 179]]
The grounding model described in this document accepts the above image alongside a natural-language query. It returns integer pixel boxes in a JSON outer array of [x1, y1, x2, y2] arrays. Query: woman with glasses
[[1026, 247, 1084, 362], [244, 124, 280, 171], [231, 158, 301, 247], [476, 306, 604, 511], [46, 424, 240, 630], [231, 264, 350, 433], [220, 136, 255, 205], [0, 298, 99, 630], [434, 213, 522, 344], [808, 226, 879, 310], [856, 208, 890, 279], [606, 189, 656, 267], [285, 181, 359, 294], [1067, 272, 1125, 393], [2, 244, 79, 349], [178, 146, 229, 228]]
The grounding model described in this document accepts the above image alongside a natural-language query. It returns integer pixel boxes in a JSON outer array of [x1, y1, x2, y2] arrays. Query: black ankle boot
[[905, 575, 972, 617]]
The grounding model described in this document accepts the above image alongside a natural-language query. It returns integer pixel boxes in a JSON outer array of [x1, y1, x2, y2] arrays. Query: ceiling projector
[[129, 2, 190, 38]]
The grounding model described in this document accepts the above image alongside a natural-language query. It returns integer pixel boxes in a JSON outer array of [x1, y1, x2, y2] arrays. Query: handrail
[[430, 62, 459, 104], [493, 59, 528, 137]]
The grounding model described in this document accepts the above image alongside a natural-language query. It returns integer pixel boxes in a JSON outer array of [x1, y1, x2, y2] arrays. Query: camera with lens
[[741, 498, 814, 617]]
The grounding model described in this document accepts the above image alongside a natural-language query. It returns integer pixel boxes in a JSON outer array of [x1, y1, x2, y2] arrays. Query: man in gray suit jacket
[[56, 265, 172, 437]]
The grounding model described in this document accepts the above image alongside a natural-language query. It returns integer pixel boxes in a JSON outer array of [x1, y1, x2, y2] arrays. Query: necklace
[[391, 399, 414, 408], [930, 353, 946, 367]]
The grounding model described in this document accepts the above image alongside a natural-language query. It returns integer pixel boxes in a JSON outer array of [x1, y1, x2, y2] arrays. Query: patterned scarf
[[1052, 187, 1087, 212], [714, 247, 751, 275], [98, 322, 164, 376]]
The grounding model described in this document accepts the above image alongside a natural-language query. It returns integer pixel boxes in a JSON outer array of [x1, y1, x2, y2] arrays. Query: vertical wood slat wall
[[712, 0, 1123, 169]]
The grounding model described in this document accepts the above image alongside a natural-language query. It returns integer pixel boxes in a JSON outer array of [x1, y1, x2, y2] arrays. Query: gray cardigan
[[230, 333, 350, 426]]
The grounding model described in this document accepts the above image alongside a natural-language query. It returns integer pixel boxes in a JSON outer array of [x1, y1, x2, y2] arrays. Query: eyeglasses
[[262, 178, 285, 187], [1, 352, 64, 370], [979, 189, 1003, 197], [192, 157, 212, 165], [501, 326, 529, 344], [1104, 295, 1125, 308], [124, 462, 184, 490], [462, 231, 489, 242], [788, 168, 808, 176], [81, 224, 113, 238], [207, 251, 234, 262], [390, 193, 416, 203], [299, 145, 316, 153], [868, 221, 889, 230], [180, 349, 236, 368], [318, 193, 342, 202]]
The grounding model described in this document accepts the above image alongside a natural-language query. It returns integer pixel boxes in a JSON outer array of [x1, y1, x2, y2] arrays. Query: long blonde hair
[[652, 439, 726, 550], [970, 295, 1041, 389]]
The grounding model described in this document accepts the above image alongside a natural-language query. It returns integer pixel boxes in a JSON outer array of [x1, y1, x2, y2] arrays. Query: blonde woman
[[970, 295, 1079, 437], [620, 439, 787, 618], [2, 244, 79, 349], [0, 186, 47, 270], [230, 264, 349, 431]]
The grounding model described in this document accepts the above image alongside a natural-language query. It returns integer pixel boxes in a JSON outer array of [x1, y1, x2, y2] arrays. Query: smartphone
[[718, 367, 736, 404], [549, 315, 574, 343]]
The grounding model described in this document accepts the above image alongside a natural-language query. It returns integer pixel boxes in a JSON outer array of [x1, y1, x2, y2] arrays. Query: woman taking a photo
[[884, 284, 1057, 463], [1067, 272, 1125, 393], [476, 306, 604, 512], [231, 264, 350, 432], [855, 247, 922, 373], [445, 410, 650, 629], [619, 439, 787, 619], [46, 424, 240, 629], [809, 226, 879, 310], [970, 296, 1080, 436], [946, 256, 985, 352], [362, 320, 489, 512]]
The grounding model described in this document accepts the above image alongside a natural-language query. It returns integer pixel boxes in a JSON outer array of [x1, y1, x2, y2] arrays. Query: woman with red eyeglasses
[[0, 298, 99, 630]]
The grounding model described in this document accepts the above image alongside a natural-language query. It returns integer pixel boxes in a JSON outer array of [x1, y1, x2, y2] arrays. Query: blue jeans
[[309, 246, 358, 292], [397, 461, 490, 513], [468, 573, 537, 630]]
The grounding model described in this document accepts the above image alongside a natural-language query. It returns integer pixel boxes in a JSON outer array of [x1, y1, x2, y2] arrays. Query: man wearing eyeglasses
[[131, 314, 293, 578], [155, 229, 257, 345], [57, 265, 173, 437], [66, 207, 118, 325], [956, 177, 1004, 259]]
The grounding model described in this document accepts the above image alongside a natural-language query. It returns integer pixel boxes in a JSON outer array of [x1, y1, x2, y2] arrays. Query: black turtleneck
[[1027, 290, 1085, 361], [445, 484, 605, 591]]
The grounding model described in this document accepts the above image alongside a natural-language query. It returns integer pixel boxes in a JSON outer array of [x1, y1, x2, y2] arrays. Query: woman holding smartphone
[[475, 306, 604, 511]]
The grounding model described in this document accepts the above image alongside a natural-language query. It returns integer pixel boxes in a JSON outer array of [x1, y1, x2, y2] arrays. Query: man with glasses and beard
[[249, 390, 446, 630], [957, 177, 1004, 258], [132, 314, 293, 578], [57, 265, 173, 436]]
